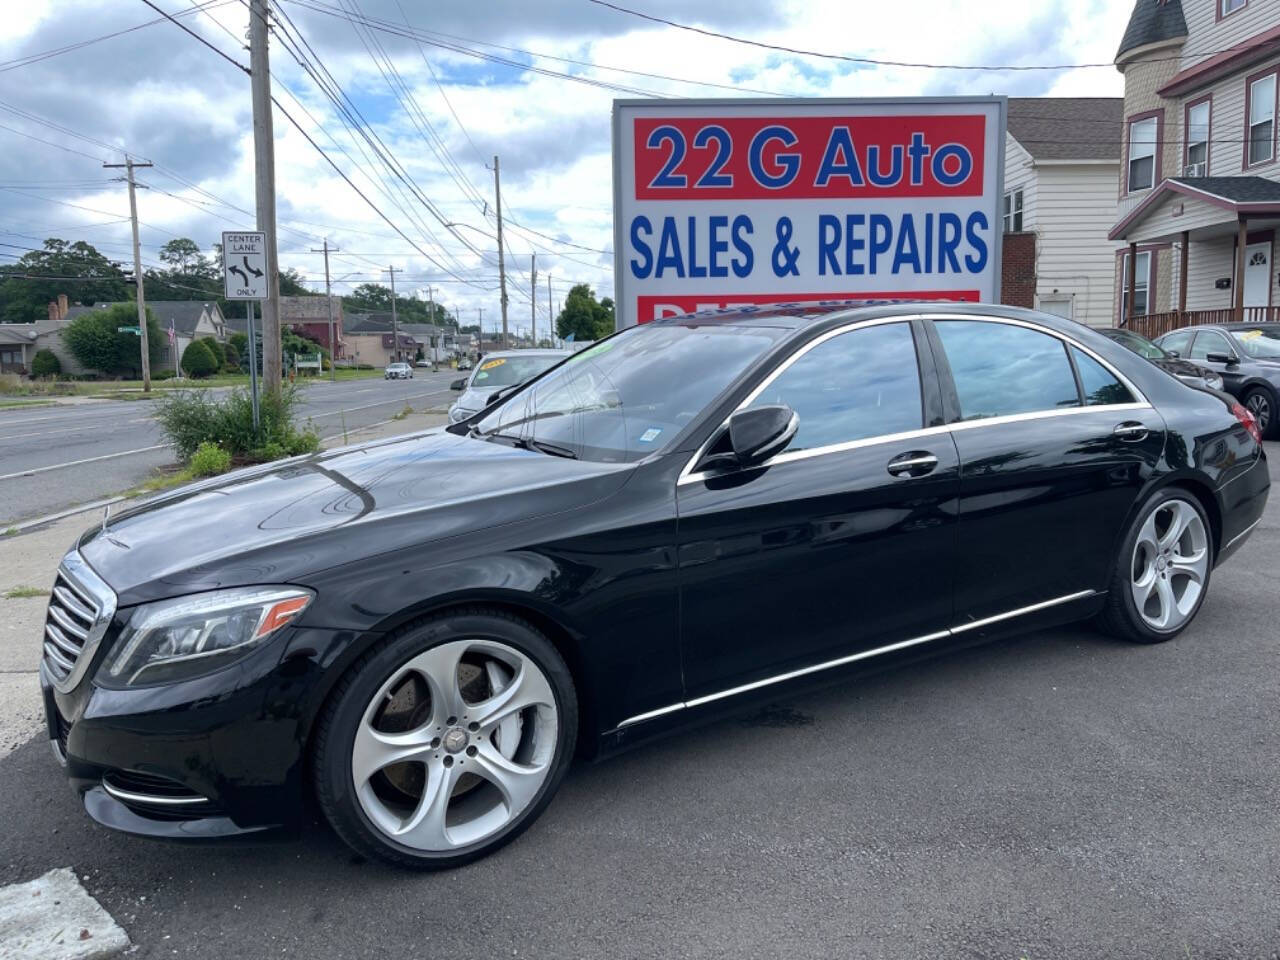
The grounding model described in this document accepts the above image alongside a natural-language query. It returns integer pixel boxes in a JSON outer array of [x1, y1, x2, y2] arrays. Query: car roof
[[645, 300, 1089, 339], [481, 349, 571, 358]]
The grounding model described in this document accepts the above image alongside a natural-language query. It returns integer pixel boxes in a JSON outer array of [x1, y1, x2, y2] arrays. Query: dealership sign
[[612, 98, 1006, 327]]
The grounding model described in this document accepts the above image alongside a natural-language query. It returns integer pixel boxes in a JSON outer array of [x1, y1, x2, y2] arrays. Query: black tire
[[1242, 386, 1277, 439], [313, 607, 577, 869], [1095, 487, 1214, 644]]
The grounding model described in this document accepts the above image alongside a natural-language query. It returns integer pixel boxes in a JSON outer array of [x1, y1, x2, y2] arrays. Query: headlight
[[448, 405, 470, 423], [99, 587, 313, 688], [1204, 372, 1224, 390]]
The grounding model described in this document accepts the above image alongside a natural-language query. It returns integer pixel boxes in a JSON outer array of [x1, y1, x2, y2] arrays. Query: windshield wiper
[[475, 430, 578, 460]]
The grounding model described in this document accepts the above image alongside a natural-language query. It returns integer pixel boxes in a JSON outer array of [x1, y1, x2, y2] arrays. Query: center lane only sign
[[612, 97, 1006, 327]]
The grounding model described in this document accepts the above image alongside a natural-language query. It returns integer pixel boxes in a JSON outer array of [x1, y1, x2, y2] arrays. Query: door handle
[[887, 451, 939, 477], [1113, 421, 1149, 442]]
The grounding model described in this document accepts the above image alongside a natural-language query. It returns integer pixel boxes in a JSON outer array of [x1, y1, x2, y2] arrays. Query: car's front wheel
[[1096, 488, 1213, 643], [313, 609, 577, 869], [1242, 386, 1276, 439]]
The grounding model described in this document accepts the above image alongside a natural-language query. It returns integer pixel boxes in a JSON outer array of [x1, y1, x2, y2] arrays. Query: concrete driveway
[[0, 448, 1276, 959]]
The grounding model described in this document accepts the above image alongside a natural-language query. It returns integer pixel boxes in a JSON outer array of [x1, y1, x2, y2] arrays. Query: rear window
[[935, 320, 1080, 420]]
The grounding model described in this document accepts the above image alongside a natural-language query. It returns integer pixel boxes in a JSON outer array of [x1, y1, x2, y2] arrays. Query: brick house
[[1108, 0, 1280, 335], [1000, 98, 1124, 326]]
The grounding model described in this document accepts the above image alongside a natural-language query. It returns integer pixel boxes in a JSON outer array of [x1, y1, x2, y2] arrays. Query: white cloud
[[0, 0, 1126, 337]]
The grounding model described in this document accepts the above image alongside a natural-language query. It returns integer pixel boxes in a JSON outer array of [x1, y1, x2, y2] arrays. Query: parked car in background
[[415, 359, 432, 368], [447, 349, 570, 423], [1099, 328, 1223, 392], [40, 304, 1268, 869], [384, 362, 413, 380], [1155, 324, 1280, 438], [457, 357, 473, 371]]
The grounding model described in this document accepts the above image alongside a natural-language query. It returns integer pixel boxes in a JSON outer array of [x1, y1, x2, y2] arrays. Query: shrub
[[222, 341, 240, 372], [228, 332, 248, 357], [189, 441, 231, 477], [201, 336, 226, 367], [154, 385, 320, 463], [152, 369, 177, 381], [30, 349, 60, 378], [63, 303, 164, 377], [181, 339, 218, 378]]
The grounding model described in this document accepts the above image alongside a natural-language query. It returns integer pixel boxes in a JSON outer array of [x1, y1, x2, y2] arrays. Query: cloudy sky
[[0, 0, 1131, 337]]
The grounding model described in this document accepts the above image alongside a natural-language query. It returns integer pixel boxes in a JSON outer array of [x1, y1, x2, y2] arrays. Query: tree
[[0, 239, 129, 324], [556, 284, 613, 342], [63, 303, 164, 377], [222, 340, 240, 371], [158, 238, 202, 274], [30, 349, 60, 377], [201, 336, 226, 367], [228, 332, 248, 357], [182, 339, 218, 378]]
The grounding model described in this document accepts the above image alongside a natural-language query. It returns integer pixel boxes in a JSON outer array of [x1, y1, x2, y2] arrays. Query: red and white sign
[[612, 98, 1006, 327]]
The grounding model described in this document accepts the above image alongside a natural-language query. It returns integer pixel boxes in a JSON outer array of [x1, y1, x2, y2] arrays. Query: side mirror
[[450, 378, 466, 391], [728, 404, 798, 467], [1165, 350, 1180, 358], [1205, 352, 1238, 365]]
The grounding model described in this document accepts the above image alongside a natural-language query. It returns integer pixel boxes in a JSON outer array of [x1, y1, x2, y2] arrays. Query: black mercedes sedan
[[1098, 327, 1224, 392], [1155, 323, 1280, 438], [39, 303, 1269, 869]]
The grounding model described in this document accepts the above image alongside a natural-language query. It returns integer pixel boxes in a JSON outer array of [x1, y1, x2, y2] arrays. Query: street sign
[[222, 231, 269, 300], [612, 97, 1006, 328], [116, 326, 140, 335]]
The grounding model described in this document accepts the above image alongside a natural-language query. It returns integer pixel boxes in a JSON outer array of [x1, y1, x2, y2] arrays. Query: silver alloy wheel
[[352, 639, 558, 852], [1130, 498, 1209, 632], [1246, 391, 1271, 432]]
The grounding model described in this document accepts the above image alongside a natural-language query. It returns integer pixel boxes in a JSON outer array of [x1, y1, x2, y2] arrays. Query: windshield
[[472, 323, 784, 462], [469, 354, 564, 389], [1107, 329, 1166, 360], [1230, 328, 1280, 359]]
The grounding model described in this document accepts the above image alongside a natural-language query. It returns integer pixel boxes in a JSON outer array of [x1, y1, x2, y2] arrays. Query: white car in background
[[447, 349, 570, 423], [384, 362, 413, 380]]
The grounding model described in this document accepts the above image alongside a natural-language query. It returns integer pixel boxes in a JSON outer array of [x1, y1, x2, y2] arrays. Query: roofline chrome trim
[[613, 589, 1098, 730], [102, 780, 209, 807], [677, 312, 1151, 486]]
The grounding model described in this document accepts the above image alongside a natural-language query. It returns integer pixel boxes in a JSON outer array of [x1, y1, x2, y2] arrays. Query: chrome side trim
[[949, 590, 1097, 634], [612, 589, 1099, 731], [1223, 516, 1262, 552], [101, 780, 209, 807]]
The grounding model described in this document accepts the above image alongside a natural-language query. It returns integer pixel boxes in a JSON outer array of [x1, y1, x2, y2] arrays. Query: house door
[[1243, 241, 1271, 308]]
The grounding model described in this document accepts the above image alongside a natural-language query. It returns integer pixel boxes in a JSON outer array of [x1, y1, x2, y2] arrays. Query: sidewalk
[[0, 410, 447, 758]]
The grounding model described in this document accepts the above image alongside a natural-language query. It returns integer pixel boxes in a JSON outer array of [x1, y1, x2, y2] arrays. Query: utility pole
[[426, 283, 437, 369], [385, 266, 401, 362], [547, 273, 553, 348], [104, 157, 154, 391], [249, 0, 282, 393], [493, 155, 509, 348], [529, 253, 537, 349], [311, 239, 338, 381]]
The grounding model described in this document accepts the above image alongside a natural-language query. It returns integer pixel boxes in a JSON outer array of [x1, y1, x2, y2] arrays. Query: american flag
[[167, 320, 175, 346]]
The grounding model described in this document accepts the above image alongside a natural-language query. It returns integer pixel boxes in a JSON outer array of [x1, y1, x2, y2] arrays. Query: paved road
[[0, 457, 1277, 957], [0, 372, 458, 527]]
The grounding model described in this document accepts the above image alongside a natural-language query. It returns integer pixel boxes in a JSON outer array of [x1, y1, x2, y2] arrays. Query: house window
[[1247, 73, 1276, 167], [1127, 116, 1158, 191], [1221, 0, 1246, 15], [1122, 251, 1152, 320], [1185, 100, 1210, 175], [1002, 189, 1024, 232]]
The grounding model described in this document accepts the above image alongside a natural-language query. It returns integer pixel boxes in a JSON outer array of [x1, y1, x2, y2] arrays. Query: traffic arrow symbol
[[243, 256, 264, 279], [229, 264, 249, 286]]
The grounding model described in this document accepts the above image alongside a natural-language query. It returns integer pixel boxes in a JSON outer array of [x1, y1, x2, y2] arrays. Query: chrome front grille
[[41, 552, 116, 691]]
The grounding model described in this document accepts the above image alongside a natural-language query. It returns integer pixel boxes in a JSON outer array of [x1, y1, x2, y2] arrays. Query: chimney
[[57, 293, 68, 319], [48, 301, 58, 323]]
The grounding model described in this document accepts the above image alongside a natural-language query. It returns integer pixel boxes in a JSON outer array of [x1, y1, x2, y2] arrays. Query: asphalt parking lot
[[0, 452, 1277, 959]]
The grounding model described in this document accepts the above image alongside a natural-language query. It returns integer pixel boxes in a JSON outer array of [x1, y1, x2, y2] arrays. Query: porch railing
[[1125, 307, 1280, 340]]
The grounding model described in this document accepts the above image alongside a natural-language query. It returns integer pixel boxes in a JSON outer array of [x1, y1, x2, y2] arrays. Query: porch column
[[1126, 241, 1138, 325], [1235, 219, 1248, 323], [1178, 230, 1189, 317]]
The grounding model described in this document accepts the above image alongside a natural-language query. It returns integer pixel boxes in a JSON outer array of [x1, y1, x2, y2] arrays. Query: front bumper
[[42, 623, 356, 840]]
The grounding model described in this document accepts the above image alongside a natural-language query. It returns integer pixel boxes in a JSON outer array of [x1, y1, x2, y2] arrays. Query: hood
[[78, 430, 632, 603], [1153, 357, 1214, 380]]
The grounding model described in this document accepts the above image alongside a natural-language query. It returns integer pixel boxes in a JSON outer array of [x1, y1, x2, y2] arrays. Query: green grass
[[2, 527, 16, 537], [392, 404, 413, 421], [1, 367, 385, 399], [0, 398, 55, 409], [4, 586, 47, 599]]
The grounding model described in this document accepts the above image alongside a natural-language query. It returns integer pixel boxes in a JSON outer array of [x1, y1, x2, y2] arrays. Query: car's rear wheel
[[1242, 386, 1276, 439], [1096, 488, 1213, 643], [313, 609, 576, 869]]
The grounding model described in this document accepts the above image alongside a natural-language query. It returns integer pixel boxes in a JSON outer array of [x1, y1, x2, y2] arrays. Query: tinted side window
[[1071, 347, 1135, 406], [1189, 331, 1231, 360], [935, 320, 1080, 420], [1160, 330, 1192, 356], [748, 322, 922, 451]]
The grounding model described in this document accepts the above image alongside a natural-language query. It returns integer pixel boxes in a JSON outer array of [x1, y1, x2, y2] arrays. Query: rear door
[[675, 319, 960, 700], [928, 316, 1167, 625]]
